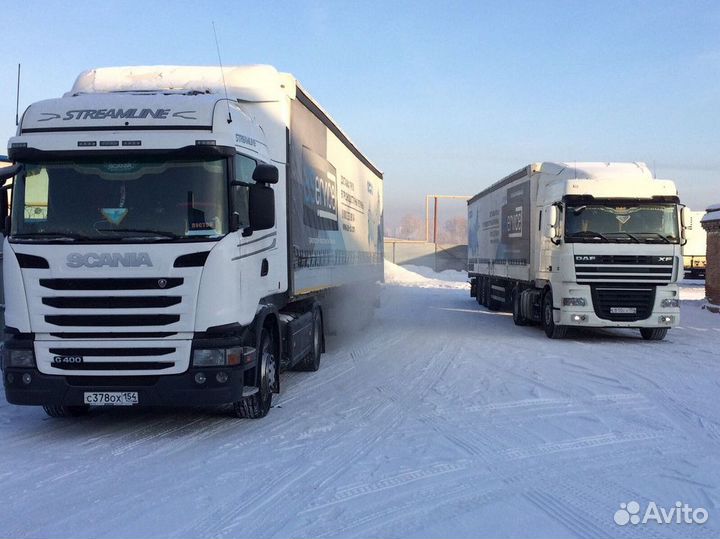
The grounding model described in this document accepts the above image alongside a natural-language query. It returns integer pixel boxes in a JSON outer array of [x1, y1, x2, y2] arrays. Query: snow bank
[[384, 261, 469, 290], [679, 280, 707, 301], [403, 265, 468, 283]]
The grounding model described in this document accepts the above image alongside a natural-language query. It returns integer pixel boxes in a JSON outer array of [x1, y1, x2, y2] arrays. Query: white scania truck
[[468, 162, 686, 340], [0, 65, 383, 418]]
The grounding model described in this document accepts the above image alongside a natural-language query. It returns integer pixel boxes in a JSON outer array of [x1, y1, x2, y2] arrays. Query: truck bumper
[[3, 366, 246, 407], [553, 282, 680, 328]]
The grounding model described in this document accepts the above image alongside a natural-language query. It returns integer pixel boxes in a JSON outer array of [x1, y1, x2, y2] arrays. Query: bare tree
[[399, 213, 424, 240], [439, 216, 467, 244]]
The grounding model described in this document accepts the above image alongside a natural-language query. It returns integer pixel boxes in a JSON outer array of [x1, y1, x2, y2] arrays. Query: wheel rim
[[261, 336, 276, 396], [313, 315, 321, 358], [544, 299, 552, 327]]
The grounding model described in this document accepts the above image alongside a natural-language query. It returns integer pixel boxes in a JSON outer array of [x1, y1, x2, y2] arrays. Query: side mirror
[[680, 206, 689, 229], [548, 205, 559, 228], [680, 205, 689, 244], [543, 204, 560, 241], [0, 189, 7, 236], [248, 183, 275, 231], [252, 164, 279, 184]]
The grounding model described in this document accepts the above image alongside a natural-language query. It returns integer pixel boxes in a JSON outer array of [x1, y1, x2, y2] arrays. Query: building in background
[[701, 204, 720, 311]]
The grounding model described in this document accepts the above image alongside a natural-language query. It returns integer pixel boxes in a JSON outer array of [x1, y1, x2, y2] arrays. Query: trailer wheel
[[476, 277, 485, 306], [233, 328, 276, 419], [512, 289, 527, 326], [42, 405, 90, 418], [295, 308, 323, 372], [542, 290, 567, 339], [640, 327, 668, 341]]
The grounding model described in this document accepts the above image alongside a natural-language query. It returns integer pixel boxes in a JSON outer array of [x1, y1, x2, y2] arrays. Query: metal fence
[[384, 240, 467, 272]]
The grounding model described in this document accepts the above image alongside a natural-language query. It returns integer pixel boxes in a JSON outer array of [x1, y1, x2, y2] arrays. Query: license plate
[[83, 392, 139, 406], [610, 307, 637, 314]]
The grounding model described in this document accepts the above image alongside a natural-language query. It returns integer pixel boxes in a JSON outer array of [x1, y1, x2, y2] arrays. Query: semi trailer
[[0, 65, 383, 418], [468, 162, 686, 340]]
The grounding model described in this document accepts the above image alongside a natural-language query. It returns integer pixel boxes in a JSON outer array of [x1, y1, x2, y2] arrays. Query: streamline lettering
[[63, 109, 171, 121]]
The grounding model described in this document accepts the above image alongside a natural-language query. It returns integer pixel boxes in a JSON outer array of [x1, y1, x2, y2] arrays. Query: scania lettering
[[468, 162, 685, 340], [66, 252, 153, 268], [0, 65, 383, 419]]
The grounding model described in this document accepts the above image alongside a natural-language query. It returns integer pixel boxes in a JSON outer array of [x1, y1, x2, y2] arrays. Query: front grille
[[39, 278, 183, 290], [575, 255, 674, 284], [50, 332, 177, 339], [42, 296, 181, 309], [45, 315, 180, 327], [66, 376, 160, 387], [51, 361, 175, 371], [49, 347, 175, 356], [591, 285, 656, 321]]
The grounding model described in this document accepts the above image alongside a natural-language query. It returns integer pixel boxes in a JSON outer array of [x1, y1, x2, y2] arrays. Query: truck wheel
[[295, 308, 323, 372], [542, 291, 567, 339], [512, 289, 527, 326], [640, 327, 668, 341], [42, 405, 90, 418], [233, 329, 276, 419], [476, 277, 485, 306]]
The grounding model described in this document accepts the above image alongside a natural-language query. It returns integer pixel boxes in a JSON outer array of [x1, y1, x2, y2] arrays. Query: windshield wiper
[[567, 230, 610, 241], [606, 231, 641, 243], [11, 232, 90, 242], [633, 232, 672, 244], [95, 228, 180, 240]]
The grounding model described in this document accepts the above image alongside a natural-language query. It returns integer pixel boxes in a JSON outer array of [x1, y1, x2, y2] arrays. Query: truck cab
[[1, 73, 285, 418]]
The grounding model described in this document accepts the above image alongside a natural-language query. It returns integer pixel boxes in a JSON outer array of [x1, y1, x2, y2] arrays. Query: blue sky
[[2, 0, 718, 226]]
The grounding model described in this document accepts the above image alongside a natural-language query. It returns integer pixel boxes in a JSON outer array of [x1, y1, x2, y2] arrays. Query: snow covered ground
[[1, 264, 719, 539]]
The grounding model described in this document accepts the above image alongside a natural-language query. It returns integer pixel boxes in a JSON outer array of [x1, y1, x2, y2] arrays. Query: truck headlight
[[563, 297, 586, 307], [661, 298, 679, 308], [192, 349, 225, 367], [192, 347, 249, 367], [4, 349, 36, 368]]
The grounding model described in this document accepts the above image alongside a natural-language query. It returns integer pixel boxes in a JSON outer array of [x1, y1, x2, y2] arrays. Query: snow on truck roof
[[68, 65, 294, 102], [66, 65, 382, 178], [468, 162, 656, 204]]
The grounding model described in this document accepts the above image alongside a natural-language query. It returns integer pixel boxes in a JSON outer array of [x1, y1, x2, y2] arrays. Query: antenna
[[212, 21, 232, 124], [15, 64, 21, 126]]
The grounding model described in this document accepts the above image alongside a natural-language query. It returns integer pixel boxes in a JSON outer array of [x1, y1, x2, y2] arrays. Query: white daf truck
[[0, 65, 383, 418], [468, 162, 686, 340]]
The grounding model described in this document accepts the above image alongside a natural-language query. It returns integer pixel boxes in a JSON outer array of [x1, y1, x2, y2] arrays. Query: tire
[[233, 328, 276, 419], [542, 290, 567, 339], [294, 309, 323, 372], [512, 289, 527, 326], [42, 405, 89, 418], [640, 327, 668, 341], [476, 277, 485, 306]]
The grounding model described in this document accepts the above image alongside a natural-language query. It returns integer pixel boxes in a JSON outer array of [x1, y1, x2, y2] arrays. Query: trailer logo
[[301, 147, 339, 231], [66, 252, 153, 268]]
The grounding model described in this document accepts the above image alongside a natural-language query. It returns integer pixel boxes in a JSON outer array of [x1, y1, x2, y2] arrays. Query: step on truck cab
[[468, 162, 686, 340], [0, 65, 384, 418]]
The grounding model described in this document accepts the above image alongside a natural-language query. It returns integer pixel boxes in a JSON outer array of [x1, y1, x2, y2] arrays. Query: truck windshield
[[10, 157, 228, 242], [564, 202, 680, 243]]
